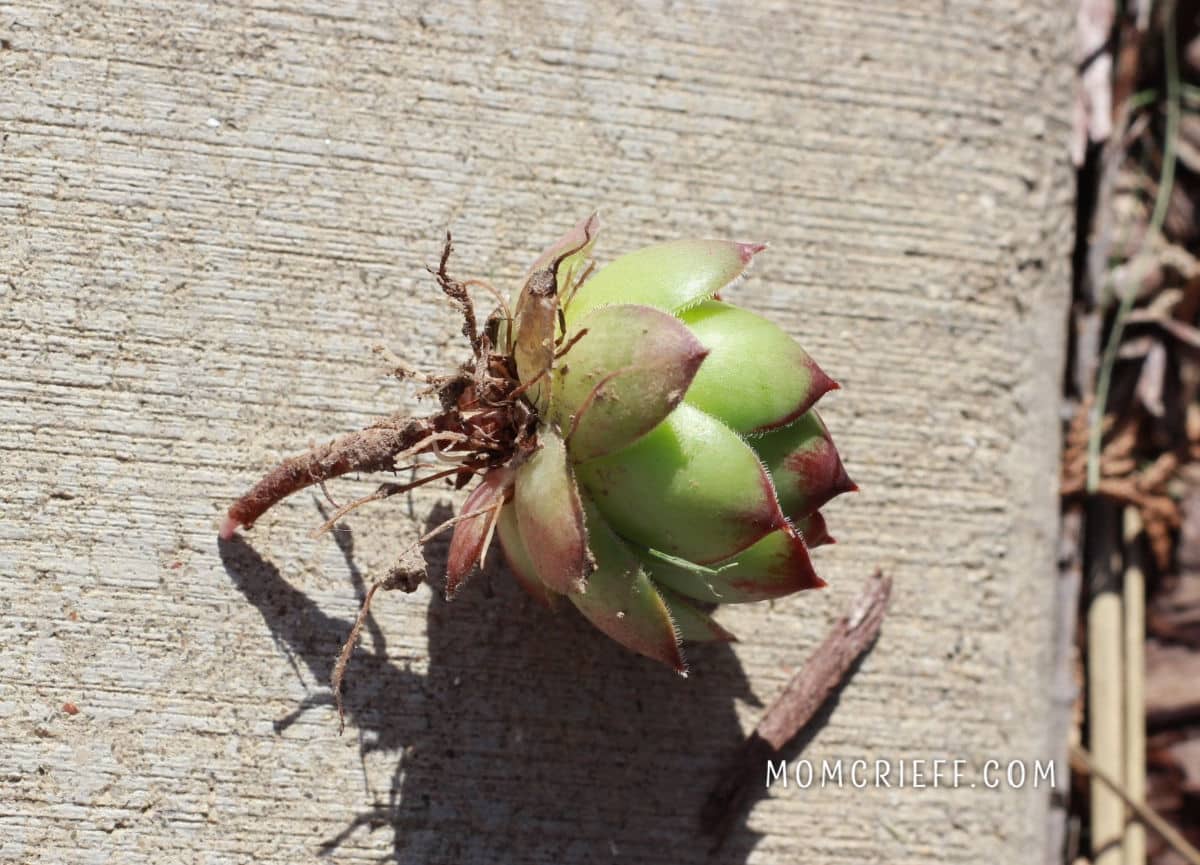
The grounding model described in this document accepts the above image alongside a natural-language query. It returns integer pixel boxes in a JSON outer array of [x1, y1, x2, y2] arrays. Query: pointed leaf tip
[[737, 241, 768, 262], [445, 469, 510, 599], [679, 301, 839, 433], [751, 410, 854, 520], [796, 510, 835, 548], [645, 524, 823, 604], [567, 501, 687, 671], [524, 212, 601, 277]]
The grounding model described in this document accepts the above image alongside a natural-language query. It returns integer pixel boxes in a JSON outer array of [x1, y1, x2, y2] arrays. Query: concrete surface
[[0, 2, 1073, 863]]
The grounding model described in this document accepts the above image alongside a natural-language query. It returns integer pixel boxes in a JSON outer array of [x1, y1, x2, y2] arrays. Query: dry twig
[[1072, 744, 1200, 865], [700, 570, 892, 849]]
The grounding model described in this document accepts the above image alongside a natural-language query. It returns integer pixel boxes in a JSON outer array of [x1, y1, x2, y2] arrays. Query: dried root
[[329, 501, 506, 729], [219, 417, 436, 539], [223, 236, 544, 732]]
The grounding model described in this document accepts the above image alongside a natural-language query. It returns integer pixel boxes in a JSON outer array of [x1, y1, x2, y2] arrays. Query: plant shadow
[[218, 502, 764, 865]]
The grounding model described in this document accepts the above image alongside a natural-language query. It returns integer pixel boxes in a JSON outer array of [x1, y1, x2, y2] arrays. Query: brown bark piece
[[701, 571, 892, 848]]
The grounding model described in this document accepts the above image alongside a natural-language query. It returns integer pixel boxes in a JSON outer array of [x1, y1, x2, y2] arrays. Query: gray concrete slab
[[0, 2, 1073, 862]]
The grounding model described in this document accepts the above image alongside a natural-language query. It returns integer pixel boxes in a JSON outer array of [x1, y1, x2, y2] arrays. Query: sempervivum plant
[[221, 214, 853, 698]]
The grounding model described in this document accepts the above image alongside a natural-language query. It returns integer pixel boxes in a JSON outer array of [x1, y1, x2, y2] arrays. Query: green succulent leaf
[[679, 300, 836, 433], [657, 586, 737, 643], [495, 502, 555, 608], [566, 239, 762, 322], [552, 304, 708, 462], [751, 410, 856, 521], [574, 402, 787, 564], [566, 501, 686, 672], [644, 524, 824, 604], [513, 426, 593, 594]]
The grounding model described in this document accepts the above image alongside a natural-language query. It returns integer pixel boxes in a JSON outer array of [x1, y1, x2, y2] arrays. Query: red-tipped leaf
[[567, 501, 687, 672], [553, 304, 709, 462], [512, 426, 592, 594], [445, 468, 511, 599], [678, 300, 837, 433], [644, 524, 824, 604], [796, 510, 835, 548], [495, 502, 555, 608], [752, 410, 856, 521]]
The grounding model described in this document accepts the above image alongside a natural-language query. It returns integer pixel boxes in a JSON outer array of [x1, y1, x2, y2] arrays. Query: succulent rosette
[[447, 215, 854, 672]]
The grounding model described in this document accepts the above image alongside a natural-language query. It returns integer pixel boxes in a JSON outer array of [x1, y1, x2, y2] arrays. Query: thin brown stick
[[507, 363, 550, 402], [317, 480, 340, 509], [701, 570, 892, 848], [329, 555, 426, 730], [417, 502, 504, 548], [1072, 744, 1200, 865]]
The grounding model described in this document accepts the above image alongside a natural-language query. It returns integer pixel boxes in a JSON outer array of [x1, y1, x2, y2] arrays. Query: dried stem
[[220, 422, 465, 538], [429, 231, 481, 356], [554, 327, 589, 360], [1072, 745, 1200, 865], [331, 580, 383, 733], [462, 278, 511, 323], [1088, 5, 1180, 492]]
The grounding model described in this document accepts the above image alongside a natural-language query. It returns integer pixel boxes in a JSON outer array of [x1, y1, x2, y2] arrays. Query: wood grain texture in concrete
[[0, 2, 1072, 863]]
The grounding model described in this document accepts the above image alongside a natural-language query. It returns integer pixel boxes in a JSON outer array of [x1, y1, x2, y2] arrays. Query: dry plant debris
[[700, 570, 892, 851], [1066, 1, 1200, 861]]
